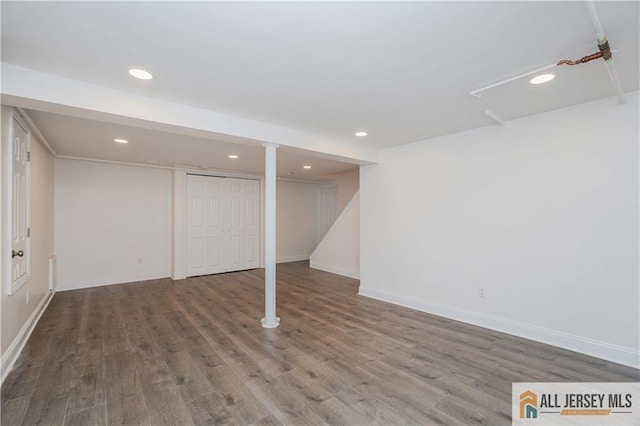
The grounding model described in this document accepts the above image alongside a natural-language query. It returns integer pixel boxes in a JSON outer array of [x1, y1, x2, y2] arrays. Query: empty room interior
[[1, 1, 639, 425]]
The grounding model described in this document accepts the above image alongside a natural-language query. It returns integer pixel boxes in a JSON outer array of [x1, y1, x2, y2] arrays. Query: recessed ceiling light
[[355, 131, 368, 137], [129, 68, 153, 80], [228, 154, 239, 159], [114, 138, 128, 144], [303, 165, 312, 169], [530, 74, 555, 85]]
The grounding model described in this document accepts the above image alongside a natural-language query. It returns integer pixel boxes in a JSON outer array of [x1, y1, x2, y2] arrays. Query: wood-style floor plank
[[104, 351, 149, 425], [2, 261, 638, 425], [0, 396, 30, 426], [63, 403, 107, 426]]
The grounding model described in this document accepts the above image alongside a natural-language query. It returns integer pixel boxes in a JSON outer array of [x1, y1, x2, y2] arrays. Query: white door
[[187, 175, 228, 276], [187, 175, 260, 277], [239, 178, 260, 270], [319, 185, 338, 240], [11, 117, 30, 291], [228, 179, 244, 272]]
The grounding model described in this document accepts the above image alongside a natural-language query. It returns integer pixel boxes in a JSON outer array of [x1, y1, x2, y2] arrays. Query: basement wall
[[54, 159, 172, 290], [54, 159, 319, 289], [1, 107, 55, 362], [276, 180, 318, 263], [322, 168, 359, 214], [360, 92, 640, 367]]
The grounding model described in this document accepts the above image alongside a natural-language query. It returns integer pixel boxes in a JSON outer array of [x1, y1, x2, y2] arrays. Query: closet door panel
[[242, 180, 260, 270], [187, 175, 228, 276], [187, 175, 260, 276], [227, 180, 244, 271]]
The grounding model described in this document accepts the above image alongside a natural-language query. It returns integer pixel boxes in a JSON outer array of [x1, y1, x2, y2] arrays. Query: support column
[[261, 143, 280, 328]]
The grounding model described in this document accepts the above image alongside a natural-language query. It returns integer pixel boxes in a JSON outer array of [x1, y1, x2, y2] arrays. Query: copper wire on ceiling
[[557, 39, 612, 66], [470, 1, 626, 104]]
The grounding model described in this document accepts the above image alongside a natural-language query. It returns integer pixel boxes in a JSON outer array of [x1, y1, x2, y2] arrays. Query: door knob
[[12, 250, 24, 258]]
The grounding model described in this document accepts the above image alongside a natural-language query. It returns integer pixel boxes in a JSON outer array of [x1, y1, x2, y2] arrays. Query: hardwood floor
[[2, 261, 638, 425]]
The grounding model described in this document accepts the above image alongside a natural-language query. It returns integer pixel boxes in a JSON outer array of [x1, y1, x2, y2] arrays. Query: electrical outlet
[[137, 257, 143, 265], [478, 287, 486, 299], [26, 290, 30, 304]]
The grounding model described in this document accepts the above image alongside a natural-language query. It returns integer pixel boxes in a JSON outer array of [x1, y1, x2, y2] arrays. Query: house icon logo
[[520, 390, 538, 419]]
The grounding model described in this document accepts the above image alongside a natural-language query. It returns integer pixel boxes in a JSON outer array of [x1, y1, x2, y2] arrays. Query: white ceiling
[[1, 2, 638, 156], [24, 109, 357, 180]]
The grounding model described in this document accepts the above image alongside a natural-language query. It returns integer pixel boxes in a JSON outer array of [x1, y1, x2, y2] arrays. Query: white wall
[[323, 168, 359, 214], [311, 192, 359, 278], [1, 107, 55, 363], [277, 180, 318, 262], [360, 93, 639, 368], [54, 159, 172, 289], [54, 161, 319, 287]]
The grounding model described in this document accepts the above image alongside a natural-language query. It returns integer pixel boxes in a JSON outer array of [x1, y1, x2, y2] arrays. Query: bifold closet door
[[187, 175, 228, 276], [228, 178, 260, 271], [187, 175, 260, 277]]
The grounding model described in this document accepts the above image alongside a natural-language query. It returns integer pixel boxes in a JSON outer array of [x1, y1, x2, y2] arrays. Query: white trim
[[277, 177, 324, 185], [180, 164, 263, 180], [358, 286, 640, 369], [15, 108, 56, 156], [1, 290, 55, 384], [58, 155, 326, 183], [310, 261, 359, 280], [1, 107, 9, 298], [58, 155, 176, 170], [4, 109, 32, 295], [57, 271, 169, 291], [277, 254, 310, 264]]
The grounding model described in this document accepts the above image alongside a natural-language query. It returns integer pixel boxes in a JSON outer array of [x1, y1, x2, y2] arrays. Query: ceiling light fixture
[[114, 138, 128, 144], [303, 165, 312, 169], [228, 154, 239, 159], [355, 131, 368, 137], [129, 68, 153, 80], [470, 63, 555, 97], [529, 73, 555, 85]]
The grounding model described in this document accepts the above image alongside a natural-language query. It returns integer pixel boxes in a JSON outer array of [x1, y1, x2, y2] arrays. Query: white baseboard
[[310, 261, 360, 280], [1, 290, 55, 384], [358, 286, 639, 369], [57, 271, 170, 291], [277, 254, 310, 264], [171, 272, 187, 280]]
